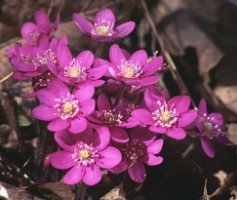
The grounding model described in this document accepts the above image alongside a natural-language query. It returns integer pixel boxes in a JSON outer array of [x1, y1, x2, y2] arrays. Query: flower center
[[118, 60, 143, 79], [79, 149, 90, 159], [201, 113, 223, 139], [63, 102, 73, 113], [72, 142, 99, 166], [100, 109, 123, 127], [152, 100, 179, 128], [122, 139, 146, 163], [33, 49, 57, 69], [204, 122, 213, 132], [91, 20, 113, 36], [64, 59, 87, 79], [33, 71, 53, 90], [54, 93, 79, 120]]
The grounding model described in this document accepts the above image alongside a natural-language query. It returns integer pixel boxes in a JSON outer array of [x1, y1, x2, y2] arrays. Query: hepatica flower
[[21, 10, 59, 44], [110, 127, 163, 183], [107, 44, 162, 87], [73, 8, 135, 41], [32, 80, 95, 133], [195, 99, 226, 158], [89, 93, 138, 143], [131, 88, 197, 140], [49, 126, 121, 185], [48, 44, 107, 86], [8, 36, 67, 80]]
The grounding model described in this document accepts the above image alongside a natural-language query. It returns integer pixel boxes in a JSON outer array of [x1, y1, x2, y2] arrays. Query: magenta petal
[[110, 159, 128, 174], [95, 9, 115, 28], [91, 125, 110, 150], [32, 105, 56, 121], [131, 109, 153, 125], [57, 45, 72, 66], [47, 118, 70, 132], [20, 22, 38, 39], [168, 95, 191, 113], [209, 113, 223, 126], [144, 56, 163, 76], [87, 65, 107, 80], [124, 76, 159, 87], [113, 21, 135, 38], [72, 13, 93, 34], [109, 44, 126, 66], [76, 50, 94, 69], [178, 110, 197, 127], [200, 137, 215, 158], [147, 139, 164, 154], [128, 162, 146, 183], [143, 154, 163, 166], [198, 99, 207, 114], [110, 127, 129, 143], [80, 99, 95, 116], [50, 151, 74, 169], [144, 86, 164, 111], [97, 146, 122, 169], [36, 89, 56, 106], [54, 130, 77, 151], [129, 50, 147, 66], [167, 127, 186, 140], [47, 79, 70, 97], [149, 126, 167, 134], [63, 165, 85, 185], [73, 84, 95, 102], [83, 166, 102, 186], [69, 118, 87, 134], [34, 10, 50, 31], [97, 93, 111, 111], [130, 127, 156, 145]]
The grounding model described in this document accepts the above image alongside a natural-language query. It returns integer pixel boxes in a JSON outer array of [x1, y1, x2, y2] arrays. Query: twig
[[0, 72, 13, 84], [140, 0, 196, 108]]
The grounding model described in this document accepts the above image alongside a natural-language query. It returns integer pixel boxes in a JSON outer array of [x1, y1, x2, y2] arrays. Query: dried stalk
[[140, 0, 196, 108]]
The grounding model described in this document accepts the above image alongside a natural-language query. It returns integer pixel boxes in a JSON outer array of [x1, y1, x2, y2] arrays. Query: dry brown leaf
[[100, 186, 126, 200], [160, 11, 223, 83], [230, 186, 237, 200], [42, 182, 74, 200], [214, 86, 237, 115], [227, 123, 237, 145], [214, 170, 228, 186]]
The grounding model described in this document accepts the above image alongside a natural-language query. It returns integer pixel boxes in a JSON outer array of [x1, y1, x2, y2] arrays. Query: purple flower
[[8, 36, 67, 80], [49, 125, 121, 185], [21, 10, 59, 44], [47, 44, 107, 86], [131, 87, 197, 140], [106, 44, 162, 87], [194, 99, 226, 158], [32, 79, 95, 134], [73, 8, 135, 41], [110, 127, 163, 183], [89, 93, 139, 143]]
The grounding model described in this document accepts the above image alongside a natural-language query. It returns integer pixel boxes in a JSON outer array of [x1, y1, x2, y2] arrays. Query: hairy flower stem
[[74, 183, 87, 200], [95, 42, 105, 57]]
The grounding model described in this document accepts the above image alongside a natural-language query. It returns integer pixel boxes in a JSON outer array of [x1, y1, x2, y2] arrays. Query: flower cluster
[[7, 8, 228, 186]]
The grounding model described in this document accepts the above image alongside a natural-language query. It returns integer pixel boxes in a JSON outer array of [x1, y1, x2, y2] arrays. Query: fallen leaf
[[214, 86, 237, 115], [100, 186, 126, 200], [227, 123, 237, 145], [159, 11, 223, 83]]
